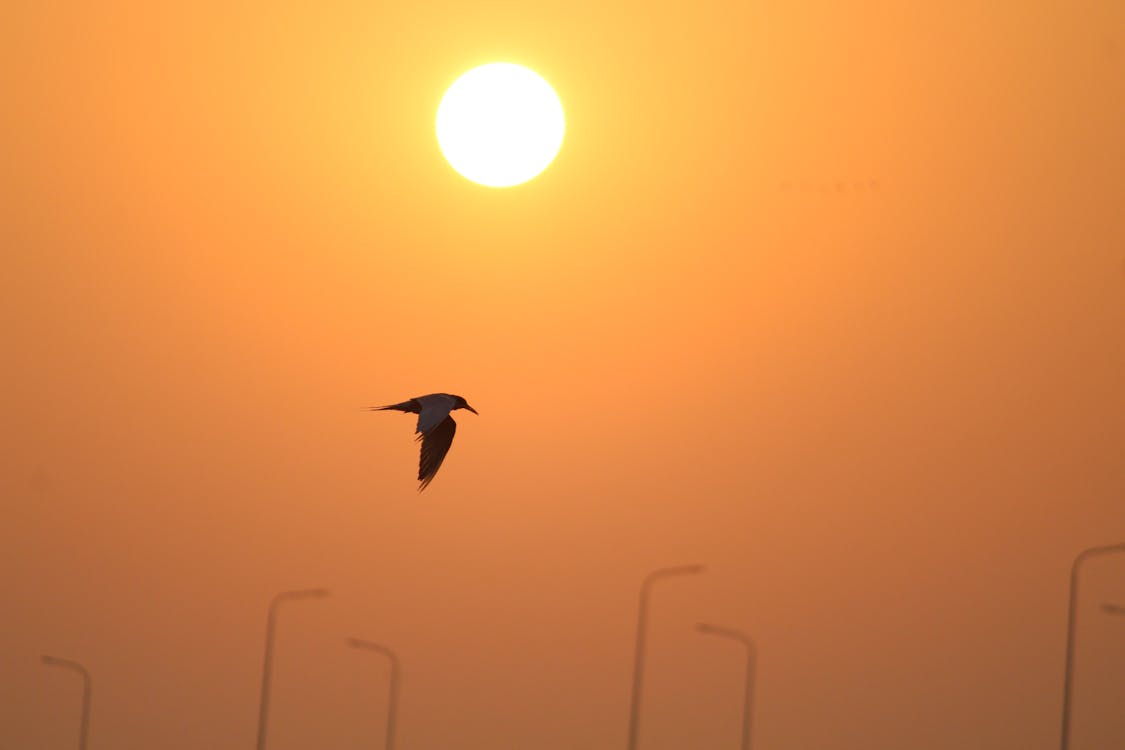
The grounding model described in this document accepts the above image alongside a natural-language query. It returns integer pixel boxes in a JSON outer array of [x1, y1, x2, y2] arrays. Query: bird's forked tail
[[368, 400, 418, 413]]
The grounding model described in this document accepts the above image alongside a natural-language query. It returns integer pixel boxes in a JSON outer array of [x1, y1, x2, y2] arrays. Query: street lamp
[[626, 564, 706, 750], [1060, 543, 1125, 750], [1102, 604, 1125, 617], [255, 588, 331, 750], [696, 624, 756, 750], [41, 655, 91, 750], [346, 638, 401, 750]]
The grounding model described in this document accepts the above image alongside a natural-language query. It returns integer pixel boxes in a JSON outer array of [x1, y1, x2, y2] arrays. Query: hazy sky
[[3, 1, 1124, 749]]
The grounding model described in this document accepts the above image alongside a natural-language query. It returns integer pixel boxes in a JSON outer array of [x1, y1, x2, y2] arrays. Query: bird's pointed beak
[[466, 405, 479, 415]]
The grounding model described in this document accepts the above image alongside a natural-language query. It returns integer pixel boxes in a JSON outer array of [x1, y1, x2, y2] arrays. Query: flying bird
[[370, 393, 478, 490]]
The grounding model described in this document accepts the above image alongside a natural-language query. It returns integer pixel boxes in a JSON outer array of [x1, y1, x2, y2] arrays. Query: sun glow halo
[[436, 63, 565, 188]]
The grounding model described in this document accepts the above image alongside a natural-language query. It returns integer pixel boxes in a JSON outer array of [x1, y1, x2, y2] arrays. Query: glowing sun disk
[[436, 63, 565, 188]]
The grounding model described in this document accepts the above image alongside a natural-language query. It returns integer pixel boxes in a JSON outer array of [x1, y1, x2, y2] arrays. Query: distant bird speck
[[370, 393, 478, 491]]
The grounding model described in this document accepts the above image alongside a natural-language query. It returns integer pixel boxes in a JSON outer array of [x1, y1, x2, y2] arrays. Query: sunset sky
[[4, 1, 1124, 748]]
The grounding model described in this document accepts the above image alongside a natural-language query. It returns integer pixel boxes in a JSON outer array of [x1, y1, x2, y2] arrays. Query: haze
[[3, 1, 1124, 749]]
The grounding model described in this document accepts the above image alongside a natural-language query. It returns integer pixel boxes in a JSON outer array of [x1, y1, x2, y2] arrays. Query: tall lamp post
[[626, 564, 706, 750], [41, 655, 92, 750], [1060, 543, 1125, 750], [255, 588, 331, 750], [346, 638, 401, 750], [696, 623, 756, 750]]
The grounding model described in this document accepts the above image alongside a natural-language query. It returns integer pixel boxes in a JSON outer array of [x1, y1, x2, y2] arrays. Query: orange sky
[[3, 1, 1124, 748]]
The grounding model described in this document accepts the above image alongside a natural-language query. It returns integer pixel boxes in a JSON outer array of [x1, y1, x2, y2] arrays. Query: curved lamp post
[[626, 564, 706, 750], [255, 588, 331, 750], [1060, 543, 1125, 750], [696, 623, 756, 750], [41, 655, 91, 750], [346, 638, 401, 750]]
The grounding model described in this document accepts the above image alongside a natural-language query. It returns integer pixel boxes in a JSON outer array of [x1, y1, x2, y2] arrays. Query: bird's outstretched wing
[[417, 416, 457, 491]]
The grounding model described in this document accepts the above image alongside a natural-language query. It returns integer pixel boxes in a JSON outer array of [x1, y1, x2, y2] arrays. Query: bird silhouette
[[370, 393, 478, 490]]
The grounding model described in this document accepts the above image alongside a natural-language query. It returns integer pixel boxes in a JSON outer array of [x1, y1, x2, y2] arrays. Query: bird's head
[[452, 395, 478, 415]]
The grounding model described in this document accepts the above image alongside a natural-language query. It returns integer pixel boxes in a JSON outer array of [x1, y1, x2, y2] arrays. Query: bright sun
[[436, 63, 565, 188]]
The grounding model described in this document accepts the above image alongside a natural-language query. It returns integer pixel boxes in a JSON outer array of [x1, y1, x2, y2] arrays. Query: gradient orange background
[[4, 1, 1124, 748]]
